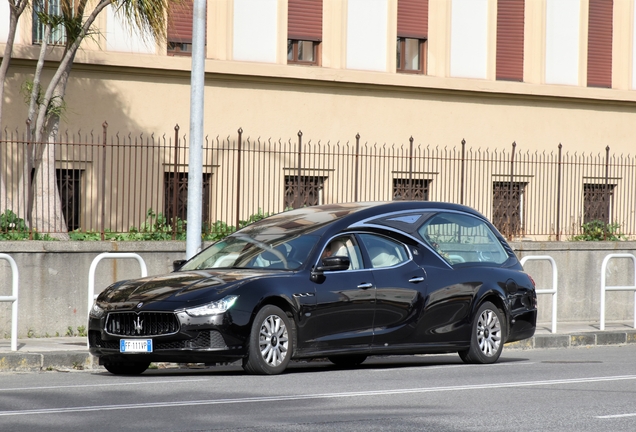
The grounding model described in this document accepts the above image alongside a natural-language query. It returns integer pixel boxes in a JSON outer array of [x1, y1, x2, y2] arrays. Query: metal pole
[[354, 133, 360, 203], [296, 131, 302, 208], [172, 125, 180, 240], [460, 139, 466, 205], [101, 122, 107, 240], [186, 0, 206, 259], [235, 128, 242, 230], [508, 142, 516, 240], [556, 144, 562, 241], [409, 136, 414, 200]]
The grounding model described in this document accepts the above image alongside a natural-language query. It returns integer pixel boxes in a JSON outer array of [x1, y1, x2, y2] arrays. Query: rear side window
[[358, 234, 409, 269], [418, 213, 508, 265]]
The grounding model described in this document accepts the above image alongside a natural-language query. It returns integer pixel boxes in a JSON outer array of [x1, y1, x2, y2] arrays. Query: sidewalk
[[1, 321, 635, 372]]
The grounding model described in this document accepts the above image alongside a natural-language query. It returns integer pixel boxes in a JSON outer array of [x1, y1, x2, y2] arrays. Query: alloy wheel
[[476, 309, 501, 357], [258, 314, 289, 367]]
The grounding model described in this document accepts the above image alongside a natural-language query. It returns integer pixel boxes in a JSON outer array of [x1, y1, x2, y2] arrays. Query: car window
[[418, 212, 507, 265], [320, 235, 363, 270], [181, 234, 318, 270], [358, 234, 408, 269]]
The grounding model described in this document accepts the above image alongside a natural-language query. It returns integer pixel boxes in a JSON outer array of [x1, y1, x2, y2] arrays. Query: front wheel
[[243, 305, 293, 375], [459, 301, 505, 364], [103, 360, 150, 375]]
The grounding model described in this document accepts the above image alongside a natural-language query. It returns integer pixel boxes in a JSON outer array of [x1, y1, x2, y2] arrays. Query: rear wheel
[[103, 360, 150, 375], [328, 355, 367, 368], [459, 301, 505, 364], [243, 305, 293, 375]]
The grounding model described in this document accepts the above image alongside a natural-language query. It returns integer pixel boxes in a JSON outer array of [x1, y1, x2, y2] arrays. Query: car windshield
[[180, 234, 319, 271]]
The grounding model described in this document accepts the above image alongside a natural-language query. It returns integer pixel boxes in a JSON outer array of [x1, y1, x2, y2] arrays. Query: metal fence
[[1, 124, 635, 240]]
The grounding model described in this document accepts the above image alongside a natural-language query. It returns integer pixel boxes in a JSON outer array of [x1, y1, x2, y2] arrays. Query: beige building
[[1, 0, 636, 239]]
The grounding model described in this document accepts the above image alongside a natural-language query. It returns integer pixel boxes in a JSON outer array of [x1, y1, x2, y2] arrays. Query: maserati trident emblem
[[134, 316, 144, 335], [136, 302, 144, 309]]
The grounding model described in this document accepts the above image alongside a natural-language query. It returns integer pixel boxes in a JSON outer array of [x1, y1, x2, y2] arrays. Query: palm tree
[[24, 0, 175, 238]]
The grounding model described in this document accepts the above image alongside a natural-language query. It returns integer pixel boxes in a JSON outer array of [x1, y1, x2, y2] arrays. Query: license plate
[[120, 339, 153, 353]]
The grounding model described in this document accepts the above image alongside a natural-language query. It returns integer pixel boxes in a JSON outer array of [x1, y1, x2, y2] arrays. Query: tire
[[328, 355, 367, 368], [103, 360, 150, 375], [459, 301, 505, 364], [242, 305, 293, 375]]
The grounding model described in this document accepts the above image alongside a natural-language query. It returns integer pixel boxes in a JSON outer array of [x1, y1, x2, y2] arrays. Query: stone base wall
[[1, 241, 635, 337]]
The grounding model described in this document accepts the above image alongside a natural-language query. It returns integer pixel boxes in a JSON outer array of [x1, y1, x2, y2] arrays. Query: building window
[[587, 0, 613, 88], [163, 172, 211, 224], [397, 37, 426, 73], [583, 183, 614, 224], [284, 175, 325, 209], [288, 0, 322, 66], [167, 42, 192, 56], [287, 40, 319, 65], [397, 0, 428, 74], [32, 0, 67, 45], [496, 0, 524, 81], [56, 169, 81, 231], [492, 181, 526, 238], [393, 178, 430, 201], [167, 0, 195, 57]]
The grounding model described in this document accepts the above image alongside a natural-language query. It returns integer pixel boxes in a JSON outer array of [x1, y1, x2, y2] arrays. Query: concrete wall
[[1, 241, 635, 338]]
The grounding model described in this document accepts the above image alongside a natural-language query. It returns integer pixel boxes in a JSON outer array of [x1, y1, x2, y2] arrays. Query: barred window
[[393, 178, 430, 201], [163, 172, 211, 224], [583, 183, 614, 224], [284, 175, 325, 209], [492, 181, 526, 238], [56, 169, 81, 231]]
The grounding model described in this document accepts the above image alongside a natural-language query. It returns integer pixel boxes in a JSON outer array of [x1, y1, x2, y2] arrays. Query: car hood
[[100, 269, 276, 306]]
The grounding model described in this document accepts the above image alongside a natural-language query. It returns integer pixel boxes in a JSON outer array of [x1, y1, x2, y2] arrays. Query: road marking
[[1, 374, 635, 417], [0, 378, 211, 393], [370, 362, 535, 372], [597, 413, 636, 419]]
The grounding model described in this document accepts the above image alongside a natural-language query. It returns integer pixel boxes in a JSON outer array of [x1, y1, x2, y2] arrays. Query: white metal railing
[[0, 254, 19, 351], [520, 255, 558, 333], [600, 253, 636, 331], [87, 253, 148, 316]]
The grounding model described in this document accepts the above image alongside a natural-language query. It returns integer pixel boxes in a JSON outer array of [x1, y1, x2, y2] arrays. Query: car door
[[301, 234, 376, 352], [356, 233, 427, 347]]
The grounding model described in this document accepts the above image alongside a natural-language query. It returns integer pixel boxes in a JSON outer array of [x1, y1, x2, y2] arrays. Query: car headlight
[[89, 302, 105, 319], [185, 295, 239, 317]]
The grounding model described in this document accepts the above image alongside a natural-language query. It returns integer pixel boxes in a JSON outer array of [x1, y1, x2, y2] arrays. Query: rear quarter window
[[418, 212, 508, 265]]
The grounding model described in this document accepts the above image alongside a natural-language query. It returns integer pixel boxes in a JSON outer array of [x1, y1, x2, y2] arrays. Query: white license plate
[[120, 339, 153, 353]]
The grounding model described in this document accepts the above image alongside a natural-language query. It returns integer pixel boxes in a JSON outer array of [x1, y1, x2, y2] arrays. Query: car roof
[[238, 201, 488, 238]]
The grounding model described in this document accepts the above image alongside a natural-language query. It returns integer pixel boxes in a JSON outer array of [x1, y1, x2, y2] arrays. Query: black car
[[88, 202, 537, 375]]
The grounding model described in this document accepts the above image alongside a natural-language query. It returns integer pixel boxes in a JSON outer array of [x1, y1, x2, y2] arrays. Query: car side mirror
[[173, 259, 187, 271], [310, 256, 350, 282]]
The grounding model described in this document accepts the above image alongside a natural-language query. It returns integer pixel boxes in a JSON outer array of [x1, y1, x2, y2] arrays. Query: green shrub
[[571, 220, 626, 241]]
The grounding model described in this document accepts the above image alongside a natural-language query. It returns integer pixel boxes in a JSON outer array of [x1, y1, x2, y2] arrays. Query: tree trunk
[[0, 1, 29, 216]]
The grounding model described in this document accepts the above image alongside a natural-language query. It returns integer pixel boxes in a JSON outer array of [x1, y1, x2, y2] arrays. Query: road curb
[[506, 330, 636, 350], [0, 352, 96, 373]]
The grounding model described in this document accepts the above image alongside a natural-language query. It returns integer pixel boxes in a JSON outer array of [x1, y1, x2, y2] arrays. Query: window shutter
[[397, 0, 428, 39], [587, 0, 613, 88], [167, 0, 193, 44], [496, 0, 524, 82], [288, 0, 323, 41]]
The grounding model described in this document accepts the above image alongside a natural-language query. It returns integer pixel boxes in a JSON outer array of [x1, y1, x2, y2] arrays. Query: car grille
[[89, 330, 227, 350], [105, 312, 180, 337]]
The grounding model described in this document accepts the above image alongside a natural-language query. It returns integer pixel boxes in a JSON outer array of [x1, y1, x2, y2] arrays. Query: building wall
[[0, 1, 634, 150]]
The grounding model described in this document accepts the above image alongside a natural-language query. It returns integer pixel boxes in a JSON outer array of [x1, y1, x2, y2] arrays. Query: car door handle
[[357, 283, 373, 289], [408, 277, 424, 283]]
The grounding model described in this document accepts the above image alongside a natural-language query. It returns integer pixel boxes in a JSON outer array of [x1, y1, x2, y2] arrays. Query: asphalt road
[[1, 345, 636, 432]]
